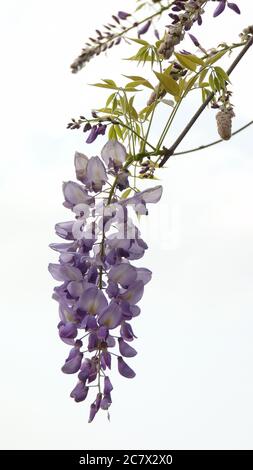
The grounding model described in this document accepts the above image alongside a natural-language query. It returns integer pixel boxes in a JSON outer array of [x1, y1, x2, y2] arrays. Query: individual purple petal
[[86, 156, 107, 192], [117, 356, 136, 378], [106, 335, 116, 348], [74, 152, 88, 183], [227, 2, 240, 14], [188, 33, 200, 47], [67, 281, 84, 298], [101, 140, 127, 168], [213, 0, 226, 17], [154, 29, 160, 40], [78, 358, 92, 383], [62, 181, 92, 208], [138, 185, 163, 203], [101, 350, 111, 369], [104, 376, 113, 394], [86, 125, 99, 144], [98, 301, 122, 329], [49, 241, 76, 253], [127, 239, 147, 261], [97, 326, 108, 340], [116, 170, 130, 191], [87, 265, 98, 283], [59, 252, 74, 264], [197, 15, 202, 26], [136, 267, 152, 285], [138, 20, 151, 36], [85, 315, 98, 330], [48, 263, 83, 282], [100, 394, 112, 410], [95, 392, 102, 410], [122, 185, 163, 209], [78, 286, 108, 315], [58, 301, 76, 323], [118, 338, 137, 357], [130, 305, 141, 318], [97, 124, 107, 135], [88, 403, 97, 423], [55, 221, 74, 240], [118, 11, 131, 20], [120, 280, 144, 305], [106, 281, 119, 298], [70, 382, 89, 402], [120, 300, 134, 320], [58, 322, 78, 345], [87, 358, 98, 383], [120, 322, 137, 342], [61, 349, 83, 374], [88, 332, 98, 351], [108, 263, 137, 288]]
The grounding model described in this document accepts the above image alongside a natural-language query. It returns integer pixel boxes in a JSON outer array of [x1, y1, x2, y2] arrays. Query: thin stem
[[159, 35, 253, 167], [98, 349, 101, 394], [131, 120, 253, 160], [173, 120, 253, 156]]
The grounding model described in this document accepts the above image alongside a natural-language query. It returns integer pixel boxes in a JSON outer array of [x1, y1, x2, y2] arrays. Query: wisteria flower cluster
[[49, 141, 162, 421], [49, 0, 253, 422]]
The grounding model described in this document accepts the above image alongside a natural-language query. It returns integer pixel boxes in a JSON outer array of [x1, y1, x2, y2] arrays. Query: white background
[[0, 0, 253, 450]]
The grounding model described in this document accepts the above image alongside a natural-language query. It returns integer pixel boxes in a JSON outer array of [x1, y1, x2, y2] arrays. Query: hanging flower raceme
[[49, 142, 163, 422], [158, 0, 240, 60]]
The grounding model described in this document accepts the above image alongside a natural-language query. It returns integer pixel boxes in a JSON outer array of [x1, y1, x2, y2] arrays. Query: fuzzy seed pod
[[216, 109, 235, 141]]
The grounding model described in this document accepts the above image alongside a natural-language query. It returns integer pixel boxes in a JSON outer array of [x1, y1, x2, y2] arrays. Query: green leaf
[[115, 125, 123, 140], [139, 104, 154, 119], [119, 95, 127, 114], [135, 2, 146, 12], [128, 96, 138, 120], [108, 125, 117, 140], [129, 38, 149, 46], [125, 81, 143, 89], [205, 50, 227, 65], [174, 53, 197, 72], [102, 79, 117, 87], [186, 74, 199, 91], [184, 54, 204, 66], [214, 66, 230, 83], [123, 75, 154, 90], [199, 68, 208, 85], [112, 96, 118, 112], [91, 83, 118, 90], [154, 71, 180, 97], [209, 73, 216, 91], [198, 82, 210, 88], [106, 93, 116, 107], [214, 76, 221, 91], [121, 188, 132, 199]]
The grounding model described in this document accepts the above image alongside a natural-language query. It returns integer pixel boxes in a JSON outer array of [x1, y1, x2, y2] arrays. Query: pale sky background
[[0, 0, 253, 450]]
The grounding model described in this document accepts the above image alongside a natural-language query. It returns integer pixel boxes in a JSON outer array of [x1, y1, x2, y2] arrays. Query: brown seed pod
[[216, 109, 235, 141]]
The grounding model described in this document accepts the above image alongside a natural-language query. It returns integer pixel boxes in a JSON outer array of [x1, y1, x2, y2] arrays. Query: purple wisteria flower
[[49, 144, 163, 421], [213, 0, 240, 17]]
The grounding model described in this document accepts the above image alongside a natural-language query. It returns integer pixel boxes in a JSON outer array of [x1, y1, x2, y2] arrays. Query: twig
[[173, 120, 253, 156], [132, 120, 253, 161]]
